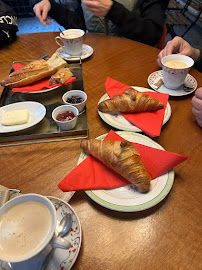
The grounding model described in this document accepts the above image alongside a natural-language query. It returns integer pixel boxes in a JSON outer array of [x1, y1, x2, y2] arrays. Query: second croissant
[[98, 88, 164, 113], [80, 139, 151, 193]]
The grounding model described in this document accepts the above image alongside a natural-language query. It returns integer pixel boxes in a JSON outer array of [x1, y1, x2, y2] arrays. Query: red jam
[[56, 110, 75, 121], [66, 95, 83, 104]]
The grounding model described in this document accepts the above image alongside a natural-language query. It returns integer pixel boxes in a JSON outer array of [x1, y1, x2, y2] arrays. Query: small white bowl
[[62, 90, 87, 112], [52, 105, 79, 130]]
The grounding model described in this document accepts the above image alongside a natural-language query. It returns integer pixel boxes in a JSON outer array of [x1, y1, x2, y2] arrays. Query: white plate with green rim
[[0, 196, 81, 270], [97, 87, 171, 133], [78, 131, 174, 212]]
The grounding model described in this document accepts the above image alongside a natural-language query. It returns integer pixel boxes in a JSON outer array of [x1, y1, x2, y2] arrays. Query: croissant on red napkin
[[80, 139, 151, 192], [98, 88, 164, 113]]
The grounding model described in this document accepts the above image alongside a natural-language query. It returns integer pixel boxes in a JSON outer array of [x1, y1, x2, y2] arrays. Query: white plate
[[78, 131, 174, 212], [98, 87, 171, 133], [0, 101, 46, 133], [148, 70, 197, 97], [56, 44, 93, 62], [20, 66, 74, 94], [0, 196, 82, 270], [27, 85, 59, 94]]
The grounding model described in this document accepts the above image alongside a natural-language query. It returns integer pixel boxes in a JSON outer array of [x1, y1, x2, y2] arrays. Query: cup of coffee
[[161, 54, 194, 89], [55, 29, 85, 56], [0, 193, 69, 264]]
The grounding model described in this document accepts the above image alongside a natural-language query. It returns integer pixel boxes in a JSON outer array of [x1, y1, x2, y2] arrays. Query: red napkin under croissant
[[11, 63, 76, 93], [58, 130, 188, 192], [103, 77, 169, 137]]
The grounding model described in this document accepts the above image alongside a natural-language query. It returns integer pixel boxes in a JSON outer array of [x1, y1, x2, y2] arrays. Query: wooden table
[[0, 32, 202, 270]]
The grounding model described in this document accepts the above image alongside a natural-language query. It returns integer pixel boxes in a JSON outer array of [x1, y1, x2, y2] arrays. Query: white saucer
[[148, 70, 197, 97], [0, 196, 82, 270], [56, 44, 93, 62]]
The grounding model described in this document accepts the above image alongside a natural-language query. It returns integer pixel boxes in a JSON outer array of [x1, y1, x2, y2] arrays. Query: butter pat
[[1, 109, 29, 125]]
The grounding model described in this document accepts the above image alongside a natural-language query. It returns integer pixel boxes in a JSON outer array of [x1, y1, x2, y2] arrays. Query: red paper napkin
[[104, 77, 169, 137], [11, 63, 76, 93], [58, 130, 188, 192]]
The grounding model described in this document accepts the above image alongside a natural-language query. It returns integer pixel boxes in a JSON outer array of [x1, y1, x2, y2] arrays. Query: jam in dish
[[56, 110, 75, 121], [66, 96, 84, 104]]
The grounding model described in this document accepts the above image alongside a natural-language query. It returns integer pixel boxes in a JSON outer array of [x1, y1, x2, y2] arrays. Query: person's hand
[[33, 0, 51, 25], [192, 87, 202, 128], [83, 0, 113, 17], [157, 36, 200, 67]]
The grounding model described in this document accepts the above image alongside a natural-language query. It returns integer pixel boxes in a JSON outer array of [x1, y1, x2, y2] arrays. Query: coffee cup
[[0, 193, 70, 264], [161, 54, 194, 89], [55, 29, 85, 56]]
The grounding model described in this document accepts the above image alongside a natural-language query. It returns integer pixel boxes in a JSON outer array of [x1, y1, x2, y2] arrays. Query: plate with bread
[[0, 53, 74, 94], [97, 87, 171, 132], [78, 131, 174, 212], [0, 101, 46, 133]]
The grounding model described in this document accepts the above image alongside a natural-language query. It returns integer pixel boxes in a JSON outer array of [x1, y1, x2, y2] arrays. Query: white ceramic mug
[[55, 29, 85, 56], [0, 193, 70, 264], [161, 54, 194, 89]]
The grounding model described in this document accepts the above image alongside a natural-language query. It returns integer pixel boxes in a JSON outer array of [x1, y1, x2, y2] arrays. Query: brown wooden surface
[[0, 32, 202, 270]]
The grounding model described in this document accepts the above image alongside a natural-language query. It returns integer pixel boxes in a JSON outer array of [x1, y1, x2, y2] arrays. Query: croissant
[[80, 139, 151, 193], [98, 88, 164, 113]]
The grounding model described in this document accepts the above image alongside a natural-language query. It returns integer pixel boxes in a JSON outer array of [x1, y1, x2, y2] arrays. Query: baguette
[[49, 67, 73, 85], [0, 53, 67, 87], [80, 139, 151, 193]]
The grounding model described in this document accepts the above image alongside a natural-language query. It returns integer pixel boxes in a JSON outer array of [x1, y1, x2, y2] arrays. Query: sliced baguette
[[0, 53, 67, 87], [49, 67, 73, 85]]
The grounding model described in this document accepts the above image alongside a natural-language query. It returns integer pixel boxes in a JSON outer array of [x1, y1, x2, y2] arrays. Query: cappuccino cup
[[161, 54, 194, 89], [55, 29, 85, 56], [0, 193, 70, 264]]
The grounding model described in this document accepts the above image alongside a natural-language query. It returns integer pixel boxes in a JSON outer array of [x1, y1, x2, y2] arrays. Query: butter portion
[[1, 109, 29, 126]]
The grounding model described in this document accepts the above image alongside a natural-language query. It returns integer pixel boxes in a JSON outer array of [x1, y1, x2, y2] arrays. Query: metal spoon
[[40, 213, 72, 270], [59, 28, 65, 36], [37, 52, 49, 60], [56, 213, 72, 237]]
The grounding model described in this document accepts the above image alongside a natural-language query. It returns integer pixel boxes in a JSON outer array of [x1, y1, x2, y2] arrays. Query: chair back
[[157, 24, 167, 50]]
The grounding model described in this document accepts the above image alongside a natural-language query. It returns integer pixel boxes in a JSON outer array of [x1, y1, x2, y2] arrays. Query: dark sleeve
[[49, 0, 86, 31], [194, 48, 202, 73], [107, 0, 169, 46]]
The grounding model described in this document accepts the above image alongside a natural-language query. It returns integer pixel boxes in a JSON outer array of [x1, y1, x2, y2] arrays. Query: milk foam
[[62, 32, 82, 39], [0, 201, 52, 262], [164, 59, 189, 68]]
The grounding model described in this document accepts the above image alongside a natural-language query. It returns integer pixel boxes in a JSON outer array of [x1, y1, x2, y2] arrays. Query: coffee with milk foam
[[164, 59, 189, 69], [62, 32, 82, 39], [0, 201, 52, 262]]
